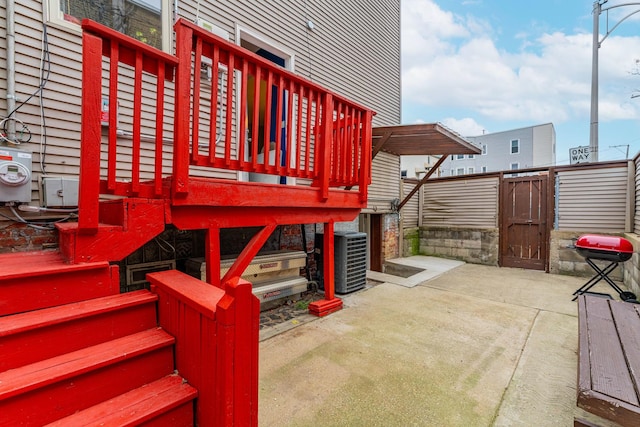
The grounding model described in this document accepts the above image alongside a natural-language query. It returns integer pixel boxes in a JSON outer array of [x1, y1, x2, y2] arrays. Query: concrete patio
[[258, 257, 621, 426]]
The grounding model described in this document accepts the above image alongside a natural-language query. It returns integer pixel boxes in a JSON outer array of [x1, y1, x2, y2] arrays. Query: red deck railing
[[148, 271, 259, 426], [79, 19, 373, 231]]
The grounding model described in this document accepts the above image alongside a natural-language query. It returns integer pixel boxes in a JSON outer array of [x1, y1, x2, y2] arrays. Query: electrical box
[[42, 177, 79, 207], [0, 147, 32, 203]]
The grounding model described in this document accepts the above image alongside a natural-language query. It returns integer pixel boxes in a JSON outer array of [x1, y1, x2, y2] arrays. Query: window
[[451, 155, 455, 161], [510, 162, 519, 170], [481, 166, 487, 173], [468, 154, 475, 159], [450, 169, 454, 176], [456, 154, 464, 160], [456, 167, 465, 175], [510, 139, 520, 154], [482, 144, 487, 155], [468, 167, 474, 174], [48, 0, 170, 50], [401, 170, 407, 178]]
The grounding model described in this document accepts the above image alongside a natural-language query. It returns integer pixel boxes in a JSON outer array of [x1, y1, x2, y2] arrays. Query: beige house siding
[[3, 0, 84, 184], [422, 177, 499, 229], [400, 178, 421, 228], [0, 8, 5, 99], [366, 151, 400, 214], [556, 166, 628, 233], [190, 0, 400, 128], [0, 0, 400, 207]]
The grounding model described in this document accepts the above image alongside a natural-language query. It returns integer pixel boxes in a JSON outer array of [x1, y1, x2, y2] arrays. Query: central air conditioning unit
[[316, 231, 367, 294]]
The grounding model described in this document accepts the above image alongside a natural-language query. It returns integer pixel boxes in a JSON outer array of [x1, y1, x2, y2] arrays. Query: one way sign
[[569, 146, 592, 164]]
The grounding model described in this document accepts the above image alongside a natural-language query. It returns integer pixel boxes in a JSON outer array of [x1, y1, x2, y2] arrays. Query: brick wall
[[0, 223, 58, 253], [382, 213, 399, 262]]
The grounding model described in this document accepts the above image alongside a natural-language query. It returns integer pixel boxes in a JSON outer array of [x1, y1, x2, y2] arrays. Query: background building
[[401, 123, 556, 177], [400, 155, 442, 179]]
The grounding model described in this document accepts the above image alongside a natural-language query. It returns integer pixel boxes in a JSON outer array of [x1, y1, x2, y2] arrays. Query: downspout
[[5, 0, 16, 140]]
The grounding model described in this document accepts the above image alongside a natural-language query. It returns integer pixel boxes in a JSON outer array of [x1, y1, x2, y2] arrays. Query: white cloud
[[440, 117, 485, 136], [402, 0, 640, 126], [401, 0, 473, 66]]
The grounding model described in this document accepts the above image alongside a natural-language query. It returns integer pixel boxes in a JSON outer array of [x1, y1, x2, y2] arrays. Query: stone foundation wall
[[549, 230, 624, 281], [415, 227, 499, 265], [403, 227, 420, 257]]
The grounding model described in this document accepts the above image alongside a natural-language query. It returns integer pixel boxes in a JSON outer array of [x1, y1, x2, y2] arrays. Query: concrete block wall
[[414, 227, 499, 265], [403, 227, 420, 257], [549, 230, 623, 281], [623, 233, 640, 296]]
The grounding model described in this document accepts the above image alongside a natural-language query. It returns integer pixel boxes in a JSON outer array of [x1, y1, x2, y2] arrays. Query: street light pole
[[589, 0, 602, 162], [589, 0, 640, 163], [590, 1, 601, 162]]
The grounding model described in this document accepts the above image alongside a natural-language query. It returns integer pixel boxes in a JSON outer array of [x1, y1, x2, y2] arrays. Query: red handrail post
[[308, 220, 343, 317], [319, 93, 333, 200], [173, 22, 193, 196], [323, 221, 336, 301], [78, 31, 103, 233], [216, 277, 259, 426], [359, 110, 373, 202]]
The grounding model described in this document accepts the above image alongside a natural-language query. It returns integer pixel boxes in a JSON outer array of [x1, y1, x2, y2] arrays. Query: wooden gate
[[500, 175, 549, 270]]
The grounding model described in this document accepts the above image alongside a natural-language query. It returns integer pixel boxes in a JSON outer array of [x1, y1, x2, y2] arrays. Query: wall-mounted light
[[306, 20, 315, 30]]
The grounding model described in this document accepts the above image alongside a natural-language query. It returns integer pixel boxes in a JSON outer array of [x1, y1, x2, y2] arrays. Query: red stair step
[[0, 250, 118, 316], [0, 290, 158, 371], [45, 374, 198, 427], [56, 198, 165, 264], [0, 328, 175, 426]]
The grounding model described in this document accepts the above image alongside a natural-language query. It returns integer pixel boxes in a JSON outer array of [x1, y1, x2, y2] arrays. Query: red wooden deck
[[73, 18, 372, 295], [10, 18, 375, 426]]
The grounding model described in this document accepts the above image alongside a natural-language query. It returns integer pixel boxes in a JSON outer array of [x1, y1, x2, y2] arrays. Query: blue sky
[[401, 0, 640, 164]]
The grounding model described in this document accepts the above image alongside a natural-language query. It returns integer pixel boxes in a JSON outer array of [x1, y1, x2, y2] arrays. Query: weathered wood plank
[[577, 296, 592, 393], [586, 297, 638, 405], [610, 302, 640, 400], [577, 296, 640, 426]]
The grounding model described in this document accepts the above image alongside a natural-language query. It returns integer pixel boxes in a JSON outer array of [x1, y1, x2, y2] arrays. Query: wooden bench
[[576, 295, 640, 426]]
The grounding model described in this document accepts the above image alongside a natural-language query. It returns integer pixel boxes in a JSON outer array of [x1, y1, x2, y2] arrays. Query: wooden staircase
[[0, 252, 198, 426], [56, 198, 166, 264]]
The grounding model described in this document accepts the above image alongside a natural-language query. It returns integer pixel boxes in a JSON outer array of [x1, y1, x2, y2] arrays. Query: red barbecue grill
[[572, 234, 635, 301]]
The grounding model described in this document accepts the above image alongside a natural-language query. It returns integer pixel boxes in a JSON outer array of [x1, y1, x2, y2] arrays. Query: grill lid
[[575, 234, 634, 262]]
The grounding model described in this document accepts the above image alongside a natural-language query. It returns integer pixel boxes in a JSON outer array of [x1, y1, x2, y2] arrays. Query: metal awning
[[370, 123, 481, 210], [372, 123, 480, 158]]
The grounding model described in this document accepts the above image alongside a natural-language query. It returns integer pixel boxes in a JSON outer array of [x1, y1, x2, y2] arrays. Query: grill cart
[[572, 234, 635, 301]]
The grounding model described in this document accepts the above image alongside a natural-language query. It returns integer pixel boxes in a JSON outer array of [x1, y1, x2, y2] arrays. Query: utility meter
[[0, 147, 32, 203]]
